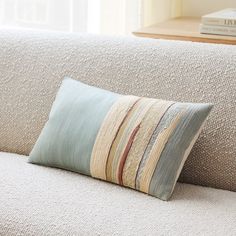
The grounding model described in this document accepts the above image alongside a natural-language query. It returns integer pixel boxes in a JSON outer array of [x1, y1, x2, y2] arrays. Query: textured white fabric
[[0, 152, 235, 236], [0, 29, 235, 192]]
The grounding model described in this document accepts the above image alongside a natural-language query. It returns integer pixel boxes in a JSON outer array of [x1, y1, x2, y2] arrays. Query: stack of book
[[200, 8, 236, 37]]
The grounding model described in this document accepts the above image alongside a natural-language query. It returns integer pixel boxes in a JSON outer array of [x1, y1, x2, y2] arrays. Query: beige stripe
[[139, 109, 185, 193], [106, 100, 143, 183], [105, 99, 142, 182], [107, 98, 156, 183], [90, 95, 139, 180], [122, 100, 174, 188]]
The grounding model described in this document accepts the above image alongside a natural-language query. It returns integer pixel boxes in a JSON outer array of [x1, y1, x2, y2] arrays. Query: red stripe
[[105, 98, 141, 180], [118, 124, 140, 185]]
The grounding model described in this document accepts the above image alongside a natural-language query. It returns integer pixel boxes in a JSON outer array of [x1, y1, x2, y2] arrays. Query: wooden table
[[133, 17, 236, 45]]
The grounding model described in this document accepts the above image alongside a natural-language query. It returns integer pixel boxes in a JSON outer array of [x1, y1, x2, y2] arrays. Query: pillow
[[29, 78, 213, 200]]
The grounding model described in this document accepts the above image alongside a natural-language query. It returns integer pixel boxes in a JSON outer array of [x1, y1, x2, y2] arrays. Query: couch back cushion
[[0, 29, 235, 192]]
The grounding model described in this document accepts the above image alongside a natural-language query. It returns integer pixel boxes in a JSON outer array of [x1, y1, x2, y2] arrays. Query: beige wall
[[100, 0, 140, 35], [143, 0, 236, 26], [143, 0, 182, 26], [182, 0, 236, 16], [100, 0, 126, 34]]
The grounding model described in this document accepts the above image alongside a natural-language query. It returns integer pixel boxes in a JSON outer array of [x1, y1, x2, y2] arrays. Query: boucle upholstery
[[0, 152, 235, 236], [0, 29, 235, 192]]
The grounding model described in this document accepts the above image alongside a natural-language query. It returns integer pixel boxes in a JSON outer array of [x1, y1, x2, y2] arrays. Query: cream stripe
[[122, 100, 174, 188], [90, 95, 139, 180], [110, 98, 157, 183], [105, 100, 144, 182], [139, 109, 185, 193]]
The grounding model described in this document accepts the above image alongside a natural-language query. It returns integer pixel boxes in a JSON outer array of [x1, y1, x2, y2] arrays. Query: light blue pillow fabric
[[29, 78, 120, 175]]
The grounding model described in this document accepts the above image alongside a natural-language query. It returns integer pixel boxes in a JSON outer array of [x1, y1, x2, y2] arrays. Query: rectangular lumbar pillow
[[29, 78, 213, 200]]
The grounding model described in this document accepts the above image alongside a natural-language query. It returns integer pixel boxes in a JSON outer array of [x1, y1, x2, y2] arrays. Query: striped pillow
[[29, 78, 213, 200]]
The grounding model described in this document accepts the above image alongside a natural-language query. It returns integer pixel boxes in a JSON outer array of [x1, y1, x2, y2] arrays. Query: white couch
[[0, 29, 235, 236]]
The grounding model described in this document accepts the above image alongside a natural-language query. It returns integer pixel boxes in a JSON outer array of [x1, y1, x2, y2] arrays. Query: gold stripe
[[90, 95, 139, 180], [122, 100, 174, 189], [139, 109, 185, 193], [107, 98, 156, 183]]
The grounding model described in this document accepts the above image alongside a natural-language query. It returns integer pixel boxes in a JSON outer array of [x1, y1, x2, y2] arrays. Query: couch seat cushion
[[0, 152, 235, 236]]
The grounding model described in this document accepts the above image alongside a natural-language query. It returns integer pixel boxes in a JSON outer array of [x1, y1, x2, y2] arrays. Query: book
[[202, 8, 236, 27], [200, 24, 236, 37]]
